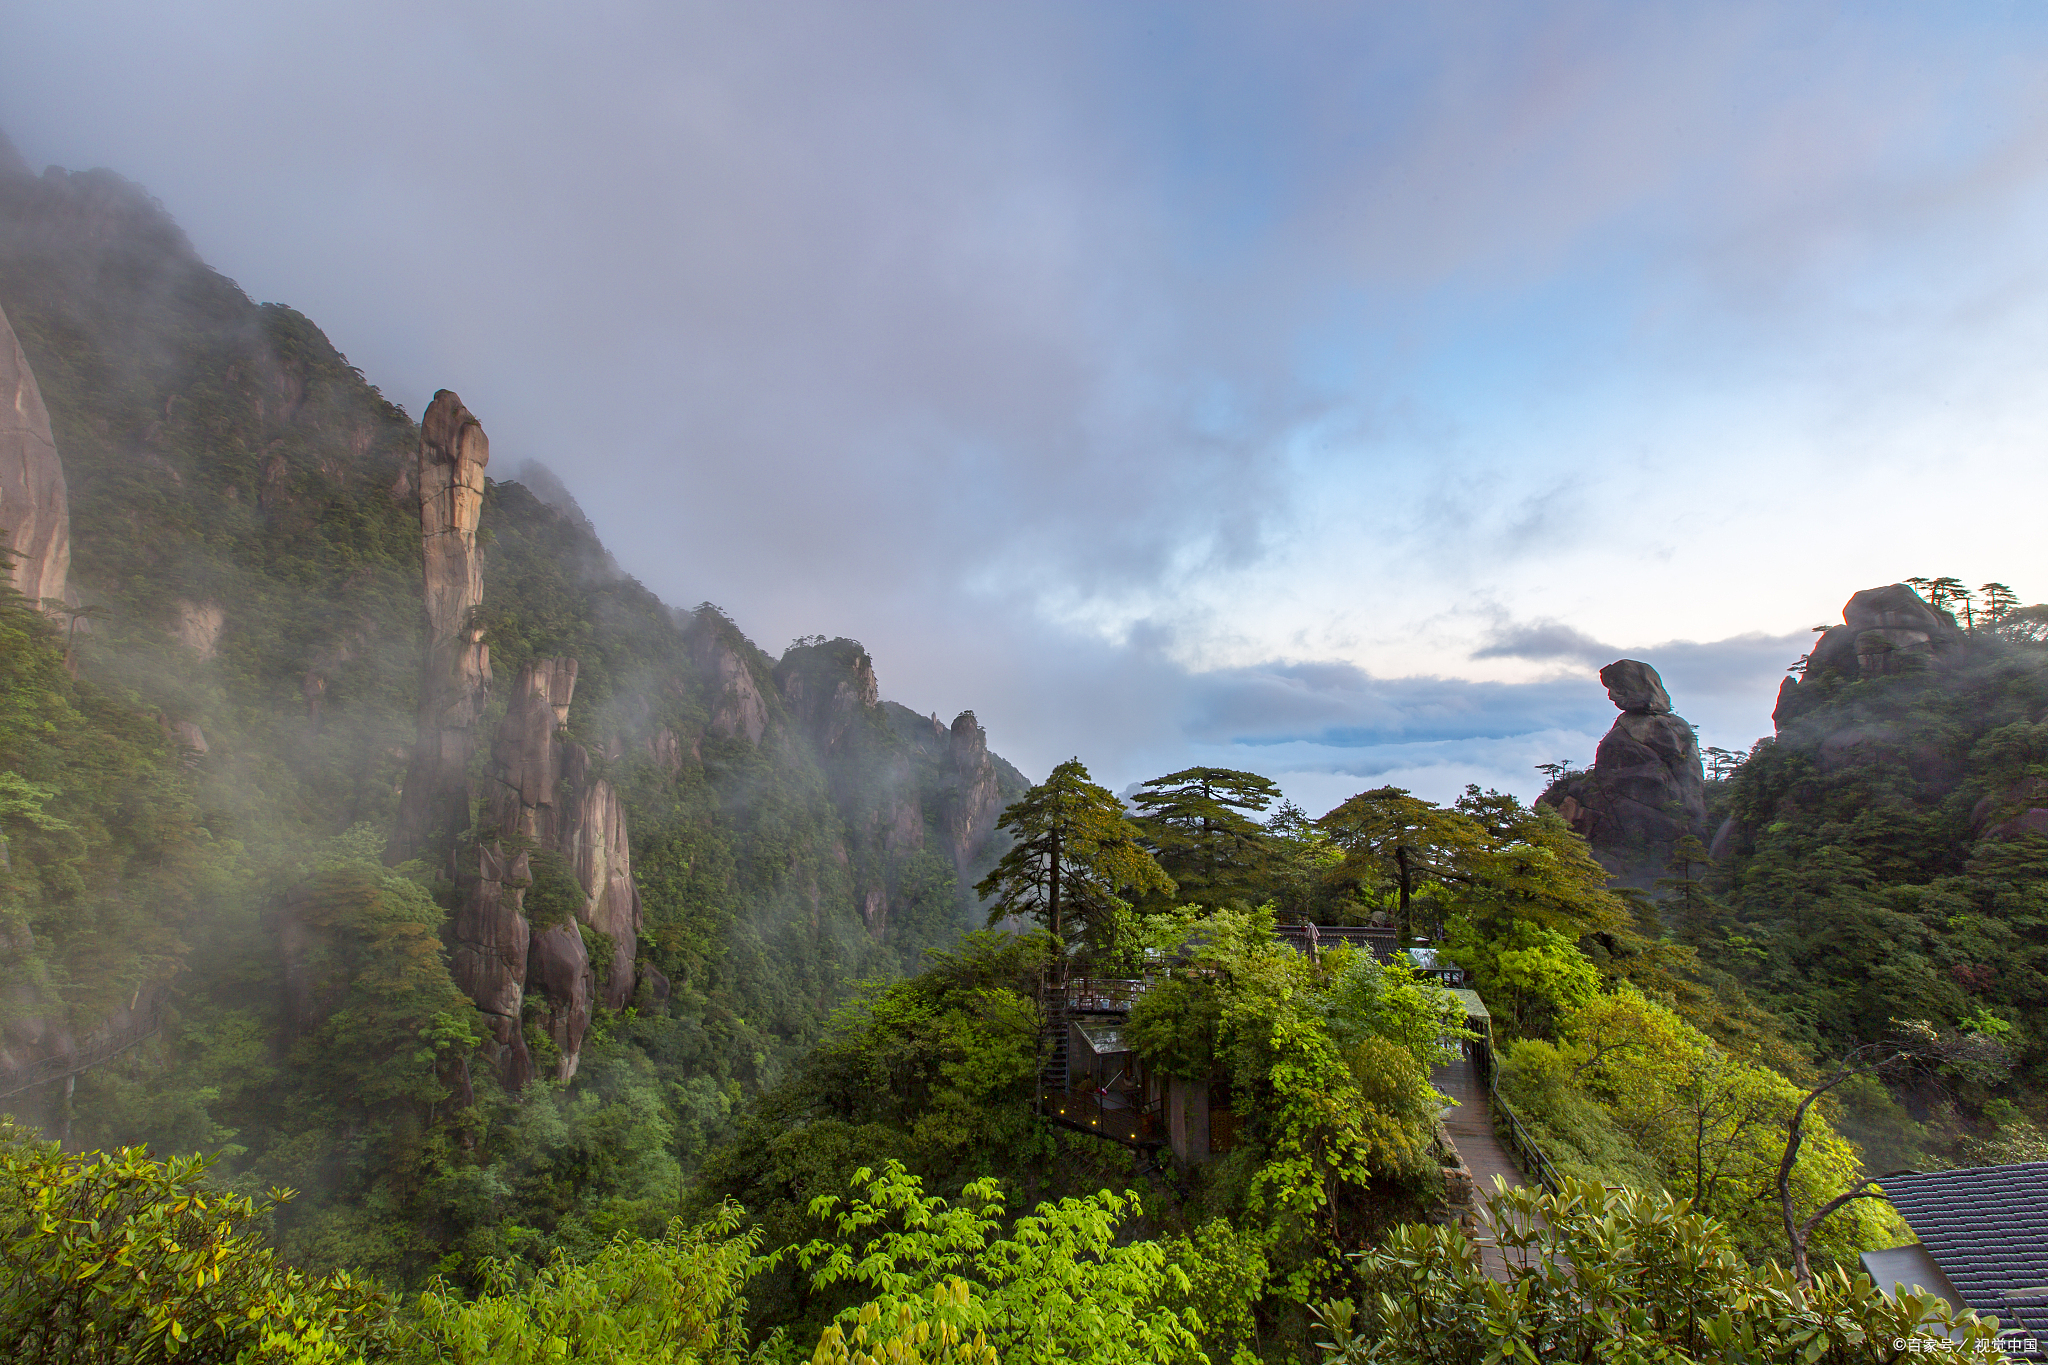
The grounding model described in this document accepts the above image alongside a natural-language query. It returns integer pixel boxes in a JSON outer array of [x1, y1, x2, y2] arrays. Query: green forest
[[1, 151, 2044, 1362]]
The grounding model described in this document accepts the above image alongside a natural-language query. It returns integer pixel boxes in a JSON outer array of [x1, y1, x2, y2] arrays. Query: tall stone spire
[[388, 390, 492, 868]]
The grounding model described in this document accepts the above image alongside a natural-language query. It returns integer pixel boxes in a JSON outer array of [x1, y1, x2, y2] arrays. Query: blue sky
[[5, 1, 2047, 807]]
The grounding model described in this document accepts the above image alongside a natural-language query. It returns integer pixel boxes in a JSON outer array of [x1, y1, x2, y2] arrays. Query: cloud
[[1471, 618, 1616, 664]]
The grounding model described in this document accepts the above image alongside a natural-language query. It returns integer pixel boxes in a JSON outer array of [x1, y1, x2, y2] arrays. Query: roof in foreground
[[1883, 1161, 2048, 1343], [1447, 988, 1489, 1020]]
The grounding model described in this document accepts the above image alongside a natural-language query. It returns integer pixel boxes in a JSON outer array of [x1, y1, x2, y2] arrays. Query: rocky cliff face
[[388, 391, 492, 868], [0, 299, 68, 608], [690, 622, 770, 746], [1539, 659, 1706, 879], [453, 657, 649, 1086], [775, 639, 881, 756], [0, 131, 1041, 1170], [938, 710, 1003, 879]]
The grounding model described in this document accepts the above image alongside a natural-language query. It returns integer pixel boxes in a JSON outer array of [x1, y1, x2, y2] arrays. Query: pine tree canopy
[[1128, 766, 1279, 908], [973, 758, 1172, 964]]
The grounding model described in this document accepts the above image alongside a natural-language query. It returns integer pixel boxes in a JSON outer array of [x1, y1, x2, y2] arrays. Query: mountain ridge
[[0, 138, 1029, 1271]]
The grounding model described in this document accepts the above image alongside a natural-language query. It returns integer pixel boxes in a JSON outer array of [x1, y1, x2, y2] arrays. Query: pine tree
[[975, 759, 1173, 966], [1317, 786, 1486, 933], [1128, 766, 1279, 908]]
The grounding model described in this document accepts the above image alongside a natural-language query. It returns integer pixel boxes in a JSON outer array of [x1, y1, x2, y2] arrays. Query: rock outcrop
[[776, 640, 880, 756], [449, 841, 535, 1086], [172, 599, 224, 657], [1804, 584, 1966, 683], [454, 658, 647, 1086], [1539, 659, 1706, 879], [1774, 584, 1968, 734], [0, 299, 68, 608], [690, 626, 769, 745], [937, 711, 1003, 879], [387, 391, 492, 868]]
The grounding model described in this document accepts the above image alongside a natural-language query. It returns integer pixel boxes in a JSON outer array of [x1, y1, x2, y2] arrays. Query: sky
[[6, 0, 2048, 809]]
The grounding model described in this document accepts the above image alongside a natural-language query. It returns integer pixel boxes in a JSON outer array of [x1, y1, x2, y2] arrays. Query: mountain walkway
[[1432, 1050, 1542, 1280]]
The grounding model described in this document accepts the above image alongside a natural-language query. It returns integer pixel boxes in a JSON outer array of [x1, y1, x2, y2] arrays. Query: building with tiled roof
[[1868, 1161, 2048, 1347]]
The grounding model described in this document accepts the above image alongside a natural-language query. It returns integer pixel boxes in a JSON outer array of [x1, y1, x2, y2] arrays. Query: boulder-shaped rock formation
[[1539, 659, 1706, 879], [388, 390, 492, 867], [1803, 584, 1965, 684], [1600, 659, 1671, 715], [455, 658, 647, 1086], [1772, 584, 1970, 737], [0, 299, 68, 608]]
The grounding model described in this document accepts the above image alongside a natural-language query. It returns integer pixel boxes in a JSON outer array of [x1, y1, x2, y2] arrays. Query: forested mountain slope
[[0, 137, 1024, 1276], [1697, 584, 2048, 1140]]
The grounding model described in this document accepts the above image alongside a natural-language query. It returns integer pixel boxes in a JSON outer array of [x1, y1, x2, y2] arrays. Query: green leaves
[[1314, 1178, 2001, 1365], [394, 1204, 760, 1365], [790, 1161, 1205, 1365], [0, 1120, 386, 1364]]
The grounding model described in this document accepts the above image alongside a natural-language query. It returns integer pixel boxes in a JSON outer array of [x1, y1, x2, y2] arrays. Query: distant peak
[[0, 128, 30, 180]]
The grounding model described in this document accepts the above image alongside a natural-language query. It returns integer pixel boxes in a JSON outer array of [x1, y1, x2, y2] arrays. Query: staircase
[[1038, 987, 1070, 1096]]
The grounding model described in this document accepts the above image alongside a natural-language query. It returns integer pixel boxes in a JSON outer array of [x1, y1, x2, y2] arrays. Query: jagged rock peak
[[387, 390, 493, 868], [1599, 660, 1671, 715], [488, 659, 579, 825], [688, 613, 770, 746], [0, 299, 69, 609], [939, 710, 1002, 878], [775, 636, 880, 753], [418, 390, 490, 639], [461, 654, 646, 1086]]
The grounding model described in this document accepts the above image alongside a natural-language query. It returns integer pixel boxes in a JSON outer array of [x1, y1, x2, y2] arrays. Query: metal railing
[[1040, 1086, 1163, 1148], [1487, 1065, 1563, 1195], [1065, 978, 1144, 1012], [0, 1008, 164, 1101]]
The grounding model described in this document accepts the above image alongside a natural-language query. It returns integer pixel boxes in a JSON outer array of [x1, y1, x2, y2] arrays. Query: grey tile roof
[[1882, 1162, 2048, 1345], [1274, 925, 1399, 960]]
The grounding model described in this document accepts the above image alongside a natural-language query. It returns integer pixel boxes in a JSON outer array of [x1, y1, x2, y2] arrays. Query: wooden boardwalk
[[1433, 1052, 1528, 1279]]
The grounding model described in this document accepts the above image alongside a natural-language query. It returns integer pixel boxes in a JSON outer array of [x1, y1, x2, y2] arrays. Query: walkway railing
[[1065, 978, 1143, 1012], [1040, 1086, 1163, 1148], [1489, 1089, 1563, 1196], [1474, 1036, 1560, 1195], [0, 1008, 164, 1101]]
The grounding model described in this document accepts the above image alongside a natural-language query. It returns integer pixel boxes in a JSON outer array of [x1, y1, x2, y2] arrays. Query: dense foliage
[[1315, 1178, 1996, 1364], [1693, 605, 2048, 1168], [0, 1117, 1997, 1365]]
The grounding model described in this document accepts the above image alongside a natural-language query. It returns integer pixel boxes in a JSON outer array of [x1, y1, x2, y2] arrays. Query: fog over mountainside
[[0, 141, 1033, 1270], [1, 119, 2045, 1362]]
